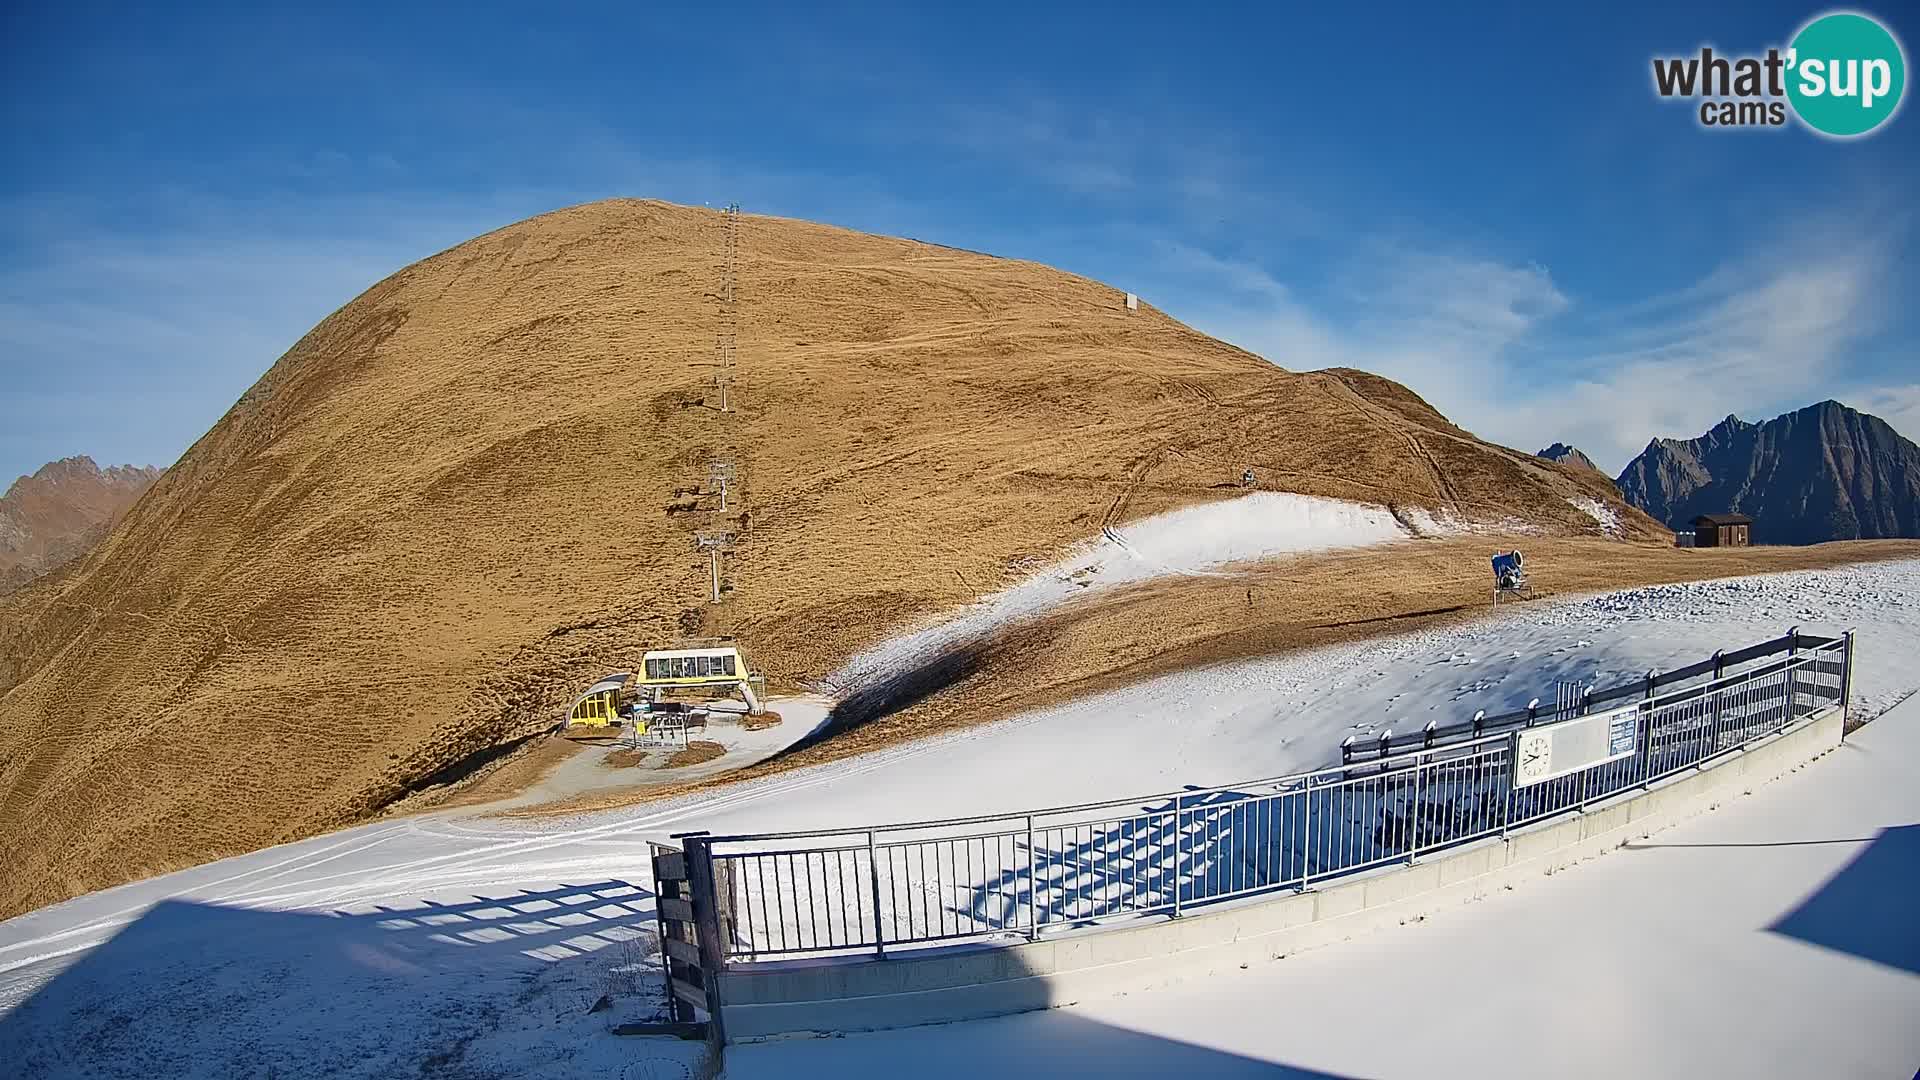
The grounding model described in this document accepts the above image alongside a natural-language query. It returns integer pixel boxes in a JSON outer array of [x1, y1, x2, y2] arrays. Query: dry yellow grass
[[0, 198, 1736, 918]]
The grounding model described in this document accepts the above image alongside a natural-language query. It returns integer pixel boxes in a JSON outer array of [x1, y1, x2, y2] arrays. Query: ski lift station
[[563, 643, 764, 735], [565, 672, 634, 728]]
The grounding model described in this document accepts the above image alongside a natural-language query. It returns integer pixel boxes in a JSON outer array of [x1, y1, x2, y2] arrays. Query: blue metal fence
[[679, 630, 1852, 963]]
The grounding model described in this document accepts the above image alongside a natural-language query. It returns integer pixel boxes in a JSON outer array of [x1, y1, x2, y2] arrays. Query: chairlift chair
[[1491, 550, 1533, 603]]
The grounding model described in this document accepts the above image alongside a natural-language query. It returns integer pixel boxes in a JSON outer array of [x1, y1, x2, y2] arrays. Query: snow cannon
[[1491, 550, 1533, 603]]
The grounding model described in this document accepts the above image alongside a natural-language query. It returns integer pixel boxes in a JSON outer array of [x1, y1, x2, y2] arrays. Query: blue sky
[[3, 2, 1917, 485]]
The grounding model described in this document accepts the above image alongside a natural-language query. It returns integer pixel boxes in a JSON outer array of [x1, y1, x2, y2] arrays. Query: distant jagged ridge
[[0, 456, 161, 594], [1616, 401, 1920, 545], [1537, 442, 1601, 473]]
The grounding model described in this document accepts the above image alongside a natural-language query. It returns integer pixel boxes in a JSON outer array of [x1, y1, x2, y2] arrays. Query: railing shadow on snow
[[0, 879, 664, 1077]]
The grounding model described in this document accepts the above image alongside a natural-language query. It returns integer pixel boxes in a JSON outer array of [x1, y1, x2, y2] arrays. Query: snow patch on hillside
[[1401, 506, 1545, 538], [1568, 495, 1622, 536], [830, 492, 1408, 690]]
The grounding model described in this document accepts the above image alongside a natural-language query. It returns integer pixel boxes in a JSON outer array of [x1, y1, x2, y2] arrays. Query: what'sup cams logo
[[1653, 10, 1906, 136]]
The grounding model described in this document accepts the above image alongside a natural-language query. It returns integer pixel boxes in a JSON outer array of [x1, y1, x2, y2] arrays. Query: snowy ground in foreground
[[2, 559, 1918, 1079], [724, 691, 1920, 1080]]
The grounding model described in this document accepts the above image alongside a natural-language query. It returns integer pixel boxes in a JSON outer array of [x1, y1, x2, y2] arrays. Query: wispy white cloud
[[0, 189, 537, 480], [1150, 215, 1906, 474], [908, 99, 1918, 471], [921, 99, 1261, 224], [1849, 384, 1920, 443]]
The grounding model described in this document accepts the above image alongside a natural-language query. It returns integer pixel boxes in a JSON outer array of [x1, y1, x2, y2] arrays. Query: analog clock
[[1515, 731, 1553, 785]]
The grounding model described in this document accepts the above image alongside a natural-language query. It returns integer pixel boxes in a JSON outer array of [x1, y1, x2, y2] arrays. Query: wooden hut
[[1692, 513, 1753, 547]]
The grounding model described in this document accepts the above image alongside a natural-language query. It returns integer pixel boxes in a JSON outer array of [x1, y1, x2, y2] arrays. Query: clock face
[[1516, 732, 1552, 784]]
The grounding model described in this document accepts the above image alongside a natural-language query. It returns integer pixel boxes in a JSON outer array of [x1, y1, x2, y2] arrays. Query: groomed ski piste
[[4, 546, 1919, 1078]]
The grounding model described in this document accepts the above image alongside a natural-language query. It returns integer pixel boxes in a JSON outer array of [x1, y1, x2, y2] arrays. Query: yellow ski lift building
[[566, 672, 633, 729], [639, 645, 762, 713]]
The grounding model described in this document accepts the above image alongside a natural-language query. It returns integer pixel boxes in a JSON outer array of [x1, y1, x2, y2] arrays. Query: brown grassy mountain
[[0, 456, 159, 595], [0, 198, 1661, 916], [1618, 402, 1920, 544]]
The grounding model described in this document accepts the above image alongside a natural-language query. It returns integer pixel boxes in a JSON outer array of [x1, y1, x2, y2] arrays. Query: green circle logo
[[1787, 12, 1907, 137]]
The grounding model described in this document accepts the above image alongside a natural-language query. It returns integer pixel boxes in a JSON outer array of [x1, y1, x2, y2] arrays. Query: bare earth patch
[[425, 735, 584, 811], [662, 741, 726, 769], [742, 711, 783, 731]]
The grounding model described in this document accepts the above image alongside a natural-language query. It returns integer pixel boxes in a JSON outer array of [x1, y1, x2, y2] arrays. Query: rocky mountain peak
[[1616, 401, 1919, 544]]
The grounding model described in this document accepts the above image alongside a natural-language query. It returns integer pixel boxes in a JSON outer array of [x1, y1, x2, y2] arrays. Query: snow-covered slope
[[4, 559, 1919, 1078], [726, 690, 1920, 1079]]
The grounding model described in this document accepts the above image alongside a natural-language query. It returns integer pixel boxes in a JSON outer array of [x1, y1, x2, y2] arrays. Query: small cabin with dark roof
[[1692, 513, 1753, 547]]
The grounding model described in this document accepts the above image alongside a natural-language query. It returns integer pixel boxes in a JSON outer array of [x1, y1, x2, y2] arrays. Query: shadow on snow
[[0, 880, 669, 1079], [1766, 822, 1920, 976]]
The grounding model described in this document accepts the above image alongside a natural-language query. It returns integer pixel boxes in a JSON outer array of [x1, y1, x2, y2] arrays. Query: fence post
[[1172, 794, 1185, 918], [1472, 710, 1485, 737], [866, 829, 886, 959], [1409, 738, 1427, 864], [682, 835, 729, 1046], [1500, 732, 1513, 839], [1638, 672, 1658, 789], [1711, 650, 1726, 733], [1299, 777, 1313, 891], [1024, 815, 1038, 939], [1841, 630, 1856, 718], [1784, 627, 1801, 727]]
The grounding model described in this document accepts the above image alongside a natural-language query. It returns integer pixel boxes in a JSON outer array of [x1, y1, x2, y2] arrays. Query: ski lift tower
[[695, 529, 737, 603], [707, 459, 737, 512]]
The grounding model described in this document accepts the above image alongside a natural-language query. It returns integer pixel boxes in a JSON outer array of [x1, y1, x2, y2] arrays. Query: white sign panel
[[1512, 704, 1641, 788]]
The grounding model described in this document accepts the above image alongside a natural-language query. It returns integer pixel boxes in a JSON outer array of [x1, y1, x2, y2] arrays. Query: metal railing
[[677, 631, 1852, 964], [1339, 628, 1834, 763]]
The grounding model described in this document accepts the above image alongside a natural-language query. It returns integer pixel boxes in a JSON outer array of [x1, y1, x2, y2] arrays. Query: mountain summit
[[0, 456, 159, 594], [1536, 442, 1601, 473], [1616, 401, 1920, 544]]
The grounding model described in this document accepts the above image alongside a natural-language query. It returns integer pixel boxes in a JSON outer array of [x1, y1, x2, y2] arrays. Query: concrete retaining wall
[[717, 705, 1845, 1042]]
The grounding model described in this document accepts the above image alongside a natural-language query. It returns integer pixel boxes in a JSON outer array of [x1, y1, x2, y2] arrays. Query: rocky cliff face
[[0, 456, 160, 594], [1537, 442, 1601, 473], [1616, 401, 1920, 544]]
